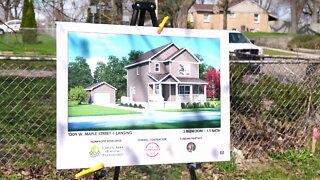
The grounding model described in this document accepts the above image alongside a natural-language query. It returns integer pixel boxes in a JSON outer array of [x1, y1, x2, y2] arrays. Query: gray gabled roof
[[125, 43, 179, 68], [85, 82, 117, 91]]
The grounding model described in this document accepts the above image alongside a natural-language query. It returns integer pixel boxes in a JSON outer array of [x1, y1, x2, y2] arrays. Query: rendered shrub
[[129, 103, 133, 107], [138, 104, 143, 109], [187, 103, 194, 109], [134, 104, 138, 108], [181, 103, 186, 109]]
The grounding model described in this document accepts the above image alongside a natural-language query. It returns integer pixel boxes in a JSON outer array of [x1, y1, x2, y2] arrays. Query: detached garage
[[85, 82, 117, 106]]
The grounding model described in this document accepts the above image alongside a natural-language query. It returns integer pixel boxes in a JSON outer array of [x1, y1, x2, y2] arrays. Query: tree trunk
[[290, 0, 307, 33], [111, 0, 122, 25], [173, 0, 195, 28], [311, 0, 319, 24], [223, 0, 228, 30]]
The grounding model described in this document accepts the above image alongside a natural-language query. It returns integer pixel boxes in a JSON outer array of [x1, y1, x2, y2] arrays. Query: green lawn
[[244, 32, 291, 38], [0, 33, 56, 55], [160, 107, 220, 112], [76, 120, 221, 131], [263, 48, 296, 56], [68, 103, 141, 116]]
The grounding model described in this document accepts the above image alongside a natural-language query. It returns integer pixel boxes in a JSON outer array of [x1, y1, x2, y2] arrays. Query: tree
[[127, 50, 144, 62], [111, 0, 122, 24], [21, 0, 37, 43], [158, 0, 196, 28], [0, 0, 21, 21], [68, 56, 94, 89], [218, 0, 229, 30], [69, 86, 88, 105], [290, 0, 308, 33], [205, 69, 220, 99]]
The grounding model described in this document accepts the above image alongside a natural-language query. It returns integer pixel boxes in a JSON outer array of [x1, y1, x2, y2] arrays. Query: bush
[[204, 102, 210, 108], [210, 103, 216, 108], [129, 103, 133, 107], [124, 103, 128, 107], [181, 103, 186, 109], [200, 104, 205, 108], [138, 104, 143, 109], [120, 103, 124, 106], [134, 104, 138, 108], [187, 103, 194, 109]]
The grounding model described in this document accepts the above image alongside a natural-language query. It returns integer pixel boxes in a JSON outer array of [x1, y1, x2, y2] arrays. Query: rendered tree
[[205, 69, 221, 99], [21, 0, 37, 43], [68, 56, 94, 89], [69, 86, 88, 105]]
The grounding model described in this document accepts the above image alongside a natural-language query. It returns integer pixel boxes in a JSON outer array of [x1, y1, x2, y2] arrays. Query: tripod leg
[[138, 10, 146, 26], [130, 9, 139, 26], [149, 10, 159, 27]]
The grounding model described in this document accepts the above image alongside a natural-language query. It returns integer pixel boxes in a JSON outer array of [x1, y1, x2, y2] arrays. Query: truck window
[[229, 32, 250, 43]]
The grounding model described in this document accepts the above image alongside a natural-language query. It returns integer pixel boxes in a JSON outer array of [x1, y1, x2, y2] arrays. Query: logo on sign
[[186, 142, 196, 152], [144, 142, 160, 157], [89, 145, 100, 157]]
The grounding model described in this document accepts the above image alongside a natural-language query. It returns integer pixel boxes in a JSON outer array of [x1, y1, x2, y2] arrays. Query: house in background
[[124, 43, 208, 109], [188, 0, 277, 32], [85, 82, 117, 106]]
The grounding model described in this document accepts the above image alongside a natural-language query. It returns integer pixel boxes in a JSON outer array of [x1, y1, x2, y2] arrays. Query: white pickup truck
[[229, 30, 263, 56]]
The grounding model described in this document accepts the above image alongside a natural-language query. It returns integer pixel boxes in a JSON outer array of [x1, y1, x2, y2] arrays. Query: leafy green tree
[[21, 0, 37, 43], [127, 50, 144, 62], [195, 54, 213, 80], [69, 86, 88, 105], [68, 56, 93, 89]]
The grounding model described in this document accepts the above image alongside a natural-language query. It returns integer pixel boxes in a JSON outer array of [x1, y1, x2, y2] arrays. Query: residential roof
[[148, 73, 208, 84], [229, 0, 246, 8], [130, 43, 172, 65], [177, 77, 208, 84], [192, 4, 215, 12], [85, 82, 117, 91]]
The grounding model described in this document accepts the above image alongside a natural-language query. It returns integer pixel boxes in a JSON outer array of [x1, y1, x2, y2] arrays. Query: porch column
[[190, 85, 193, 102], [176, 83, 179, 102], [204, 85, 207, 102]]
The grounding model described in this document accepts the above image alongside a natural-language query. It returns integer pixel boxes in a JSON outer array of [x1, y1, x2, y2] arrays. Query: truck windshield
[[229, 32, 250, 43]]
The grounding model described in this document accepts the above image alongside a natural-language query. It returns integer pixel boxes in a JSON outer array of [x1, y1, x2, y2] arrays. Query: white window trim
[[136, 66, 139, 75], [179, 85, 191, 95], [254, 14, 260, 23], [190, 13, 194, 22], [203, 13, 209, 23], [155, 63, 160, 72], [229, 12, 236, 18], [178, 63, 191, 76]]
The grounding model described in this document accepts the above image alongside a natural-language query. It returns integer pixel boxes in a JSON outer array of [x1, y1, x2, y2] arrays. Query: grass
[[73, 120, 221, 131], [0, 59, 56, 70], [0, 33, 56, 55], [263, 48, 296, 56], [244, 32, 291, 38], [68, 102, 141, 116]]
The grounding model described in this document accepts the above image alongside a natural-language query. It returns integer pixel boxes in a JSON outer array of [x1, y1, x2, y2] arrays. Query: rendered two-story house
[[124, 43, 208, 109]]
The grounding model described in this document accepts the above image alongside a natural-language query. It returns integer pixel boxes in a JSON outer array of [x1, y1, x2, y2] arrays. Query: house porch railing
[[178, 94, 206, 102]]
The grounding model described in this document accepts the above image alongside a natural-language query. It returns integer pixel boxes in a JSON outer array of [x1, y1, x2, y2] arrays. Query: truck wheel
[[0, 29, 4, 35]]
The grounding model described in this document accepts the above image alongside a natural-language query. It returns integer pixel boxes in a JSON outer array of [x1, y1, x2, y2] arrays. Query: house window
[[178, 63, 191, 76], [136, 67, 139, 75], [229, 12, 236, 18], [203, 13, 209, 22], [155, 63, 160, 72], [250, 29, 255, 32], [254, 14, 260, 23], [155, 84, 160, 94], [179, 85, 191, 95], [232, 28, 237, 31]]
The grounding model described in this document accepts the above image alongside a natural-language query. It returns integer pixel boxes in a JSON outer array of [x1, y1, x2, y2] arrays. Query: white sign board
[[56, 22, 230, 169]]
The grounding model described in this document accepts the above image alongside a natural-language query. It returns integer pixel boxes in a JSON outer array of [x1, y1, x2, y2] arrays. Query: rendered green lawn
[[73, 119, 221, 131], [68, 104, 140, 116]]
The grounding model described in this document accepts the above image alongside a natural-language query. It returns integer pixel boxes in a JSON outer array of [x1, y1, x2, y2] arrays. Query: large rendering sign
[[56, 22, 230, 169]]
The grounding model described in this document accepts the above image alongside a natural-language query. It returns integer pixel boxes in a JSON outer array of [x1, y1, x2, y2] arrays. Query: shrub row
[[120, 103, 144, 109], [181, 102, 216, 109]]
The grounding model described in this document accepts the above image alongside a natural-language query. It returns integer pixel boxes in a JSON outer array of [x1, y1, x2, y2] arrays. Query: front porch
[[148, 83, 207, 103]]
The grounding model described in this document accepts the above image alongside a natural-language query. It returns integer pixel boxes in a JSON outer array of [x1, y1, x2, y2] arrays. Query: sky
[[68, 32, 221, 72]]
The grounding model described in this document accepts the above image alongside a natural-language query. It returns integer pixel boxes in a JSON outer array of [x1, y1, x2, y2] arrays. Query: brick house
[[188, 0, 277, 32]]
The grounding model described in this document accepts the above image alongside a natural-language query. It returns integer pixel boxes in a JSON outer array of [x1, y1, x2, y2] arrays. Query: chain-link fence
[[1, 54, 320, 177]]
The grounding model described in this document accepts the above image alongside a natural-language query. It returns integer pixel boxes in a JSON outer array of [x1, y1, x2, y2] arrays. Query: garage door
[[93, 93, 110, 106]]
